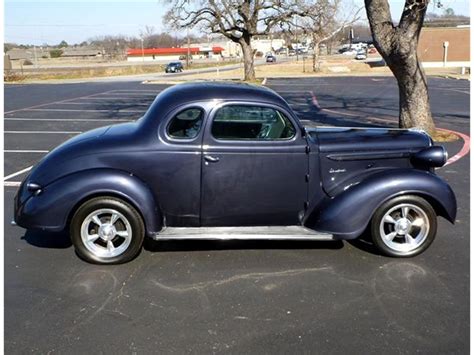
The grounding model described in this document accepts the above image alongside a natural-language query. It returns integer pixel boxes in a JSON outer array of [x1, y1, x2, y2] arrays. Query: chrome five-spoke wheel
[[81, 209, 132, 258], [71, 197, 145, 264], [371, 195, 437, 257], [379, 203, 429, 253]]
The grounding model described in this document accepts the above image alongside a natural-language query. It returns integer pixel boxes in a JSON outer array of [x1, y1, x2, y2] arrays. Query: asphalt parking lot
[[4, 76, 470, 353]]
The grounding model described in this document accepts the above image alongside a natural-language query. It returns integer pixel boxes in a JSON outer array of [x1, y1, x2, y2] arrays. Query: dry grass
[[10, 64, 165, 81], [432, 129, 460, 142], [5, 61, 241, 82], [4, 72, 26, 82]]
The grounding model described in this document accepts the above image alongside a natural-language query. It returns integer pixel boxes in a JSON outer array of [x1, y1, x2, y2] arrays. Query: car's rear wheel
[[371, 195, 437, 257], [70, 197, 145, 264]]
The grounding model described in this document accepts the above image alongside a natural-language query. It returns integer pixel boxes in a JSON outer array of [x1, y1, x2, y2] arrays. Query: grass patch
[[5, 60, 241, 82], [4, 72, 26, 82], [432, 129, 460, 142]]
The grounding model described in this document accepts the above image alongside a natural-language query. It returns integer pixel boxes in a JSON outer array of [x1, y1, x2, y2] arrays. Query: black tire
[[370, 195, 437, 257], [70, 197, 145, 264]]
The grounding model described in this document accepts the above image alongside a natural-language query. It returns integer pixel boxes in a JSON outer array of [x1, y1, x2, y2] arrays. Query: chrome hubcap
[[379, 203, 429, 253], [80, 208, 132, 258]]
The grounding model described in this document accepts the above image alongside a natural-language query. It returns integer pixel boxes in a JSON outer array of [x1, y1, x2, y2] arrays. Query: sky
[[4, 0, 471, 46]]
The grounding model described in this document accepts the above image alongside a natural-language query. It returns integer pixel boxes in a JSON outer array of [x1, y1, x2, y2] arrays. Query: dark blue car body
[[14, 82, 456, 249]]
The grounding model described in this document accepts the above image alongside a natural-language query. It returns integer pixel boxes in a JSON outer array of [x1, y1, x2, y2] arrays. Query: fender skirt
[[304, 169, 457, 240]]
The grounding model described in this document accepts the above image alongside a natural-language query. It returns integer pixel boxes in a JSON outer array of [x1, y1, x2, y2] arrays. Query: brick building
[[418, 26, 470, 67]]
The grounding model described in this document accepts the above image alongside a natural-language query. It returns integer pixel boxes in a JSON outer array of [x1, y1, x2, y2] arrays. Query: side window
[[211, 105, 296, 140], [167, 108, 204, 139]]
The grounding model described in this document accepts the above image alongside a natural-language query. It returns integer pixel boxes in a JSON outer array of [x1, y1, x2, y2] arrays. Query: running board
[[151, 226, 335, 241]]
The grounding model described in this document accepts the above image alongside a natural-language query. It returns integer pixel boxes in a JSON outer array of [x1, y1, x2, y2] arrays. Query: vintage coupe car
[[13, 82, 456, 264]]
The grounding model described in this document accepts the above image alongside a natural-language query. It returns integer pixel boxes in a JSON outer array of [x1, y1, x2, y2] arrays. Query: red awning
[[127, 47, 224, 56]]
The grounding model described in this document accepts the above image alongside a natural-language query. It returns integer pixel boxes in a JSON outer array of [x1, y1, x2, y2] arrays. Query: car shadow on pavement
[[143, 238, 344, 252], [346, 230, 381, 256], [21, 230, 72, 249], [20, 229, 380, 256]]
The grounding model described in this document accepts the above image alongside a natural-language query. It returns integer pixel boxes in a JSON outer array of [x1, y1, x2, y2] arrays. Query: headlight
[[411, 146, 447, 167]]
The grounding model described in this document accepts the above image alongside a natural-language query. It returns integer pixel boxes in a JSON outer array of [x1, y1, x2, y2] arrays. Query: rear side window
[[212, 105, 296, 140], [167, 108, 204, 139]]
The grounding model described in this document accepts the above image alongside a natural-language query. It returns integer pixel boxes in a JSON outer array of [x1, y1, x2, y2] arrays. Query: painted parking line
[[446, 89, 470, 95], [4, 181, 21, 187], [62, 97, 155, 101], [93, 92, 158, 96], [5, 131, 82, 134], [23, 108, 146, 113], [4, 166, 33, 181], [108, 89, 162, 92], [4, 89, 117, 114], [5, 117, 133, 122], [5, 150, 49, 153], [437, 128, 471, 166], [54, 102, 151, 106]]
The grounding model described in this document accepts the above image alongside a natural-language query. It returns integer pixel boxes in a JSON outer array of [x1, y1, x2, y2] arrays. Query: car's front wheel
[[70, 197, 145, 264], [371, 195, 437, 257]]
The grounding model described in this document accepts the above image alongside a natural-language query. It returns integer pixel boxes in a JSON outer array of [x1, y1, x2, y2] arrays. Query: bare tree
[[295, 0, 362, 71], [164, 0, 305, 81], [365, 0, 436, 134]]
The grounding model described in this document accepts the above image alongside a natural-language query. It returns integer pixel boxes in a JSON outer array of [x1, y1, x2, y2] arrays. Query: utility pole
[[140, 38, 144, 62], [33, 45, 38, 68], [186, 28, 190, 69], [295, 16, 299, 62]]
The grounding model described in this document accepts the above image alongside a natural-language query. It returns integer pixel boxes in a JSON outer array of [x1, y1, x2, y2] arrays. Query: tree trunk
[[312, 40, 321, 72], [391, 56, 435, 133], [365, 0, 436, 135], [239, 38, 256, 81]]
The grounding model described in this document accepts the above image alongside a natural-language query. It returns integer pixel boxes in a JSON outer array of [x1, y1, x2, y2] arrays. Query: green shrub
[[49, 49, 63, 58]]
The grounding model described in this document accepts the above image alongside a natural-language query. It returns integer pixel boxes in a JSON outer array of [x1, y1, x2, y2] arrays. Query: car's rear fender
[[304, 169, 457, 239], [16, 168, 162, 236]]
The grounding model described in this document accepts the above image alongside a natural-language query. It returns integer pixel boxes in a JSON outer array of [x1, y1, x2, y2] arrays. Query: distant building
[[126, 46, 224, 62], [190, 38, 285, 58], [252, 38, 285, 55], [6, 47, 50, 62], [418, 26, 470, 67], [61, 47, 103, 58]]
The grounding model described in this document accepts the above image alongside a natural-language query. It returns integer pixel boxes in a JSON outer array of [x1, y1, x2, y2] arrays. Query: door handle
[[204, 155, 220, 163]]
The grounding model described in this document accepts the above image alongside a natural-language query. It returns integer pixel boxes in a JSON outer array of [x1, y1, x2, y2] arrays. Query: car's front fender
[[15, 168, 162, 236], [304, 169, 457, 239]]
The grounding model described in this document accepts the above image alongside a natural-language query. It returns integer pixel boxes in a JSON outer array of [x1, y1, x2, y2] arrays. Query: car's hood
[[307, 127, 432, 153], [27, 122, 140, 186]]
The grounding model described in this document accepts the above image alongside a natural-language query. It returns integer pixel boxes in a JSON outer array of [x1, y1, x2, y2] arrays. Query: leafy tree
[[58, 40, 68, 48], [443, 7, 455, 17], [4, 43, 16, 54], [365, 0, 436, 134]]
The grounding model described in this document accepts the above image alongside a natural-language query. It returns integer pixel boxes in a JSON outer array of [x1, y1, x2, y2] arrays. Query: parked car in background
[[288, 49, 296, 56], [165, 62, 184, 73], [266, 54, 277, 63], [342, 49, 358, 56], [13, 82, 456, 264], [355, 50, 367, 60]]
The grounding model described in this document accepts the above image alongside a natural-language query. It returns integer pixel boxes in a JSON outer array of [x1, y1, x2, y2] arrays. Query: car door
[[200, 102, 309, 226]]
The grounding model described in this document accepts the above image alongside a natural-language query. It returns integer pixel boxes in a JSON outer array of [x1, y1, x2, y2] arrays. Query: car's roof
[[141, 81, 293, 129], [156, 81, 289, 107]]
